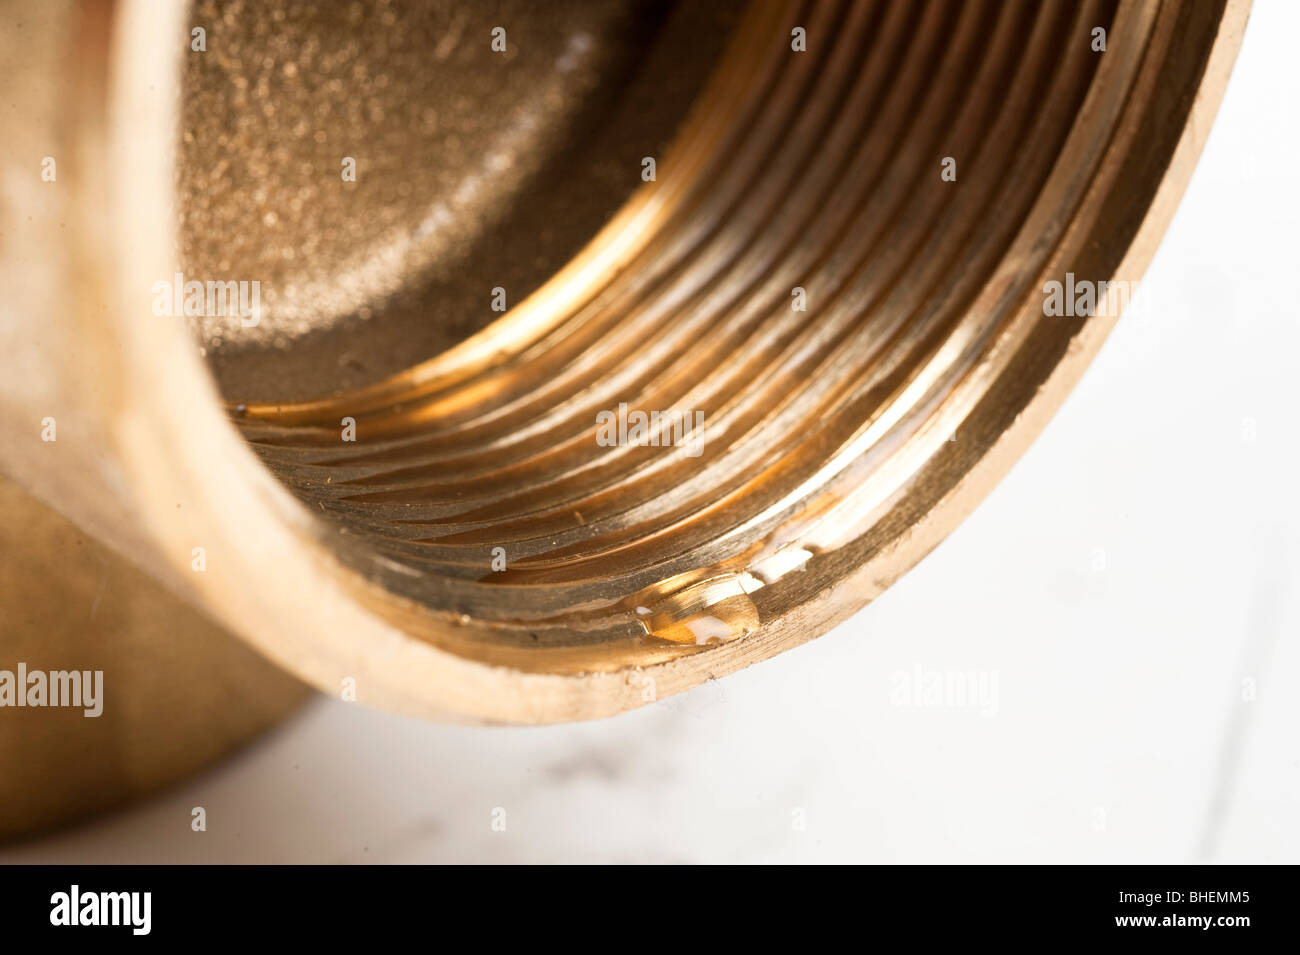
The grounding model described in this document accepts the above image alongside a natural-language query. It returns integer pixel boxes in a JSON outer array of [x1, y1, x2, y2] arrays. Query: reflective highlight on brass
[[0, 0, 1249, 731]]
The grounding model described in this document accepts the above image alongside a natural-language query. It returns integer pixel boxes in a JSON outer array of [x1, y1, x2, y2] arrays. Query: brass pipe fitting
[[1, 0, 1249, 758]]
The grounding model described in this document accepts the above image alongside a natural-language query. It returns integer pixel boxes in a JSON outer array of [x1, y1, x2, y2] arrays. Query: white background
[[4, 0, 1297, 864]]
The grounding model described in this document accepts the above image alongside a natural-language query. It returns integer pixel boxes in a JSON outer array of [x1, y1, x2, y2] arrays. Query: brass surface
[[184, 0, 736, 398], [1, 0, 1249, 738], [0, 476, 309, 842]]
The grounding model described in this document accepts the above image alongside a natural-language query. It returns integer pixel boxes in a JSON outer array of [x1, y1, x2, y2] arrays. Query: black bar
[[0, 864, 1289, 942]]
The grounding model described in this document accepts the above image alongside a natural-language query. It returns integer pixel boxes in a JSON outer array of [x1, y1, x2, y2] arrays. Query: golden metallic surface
[[1, 0, 1250, 735], [184, 0, 735, 398], [0, 476, 309, 842]]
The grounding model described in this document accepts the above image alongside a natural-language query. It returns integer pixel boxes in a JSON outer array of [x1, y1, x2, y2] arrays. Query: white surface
[[4, 0, 1297, 864]]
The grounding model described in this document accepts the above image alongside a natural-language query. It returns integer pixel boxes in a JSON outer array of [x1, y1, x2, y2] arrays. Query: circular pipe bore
[[1, 0, 1250, 724]]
